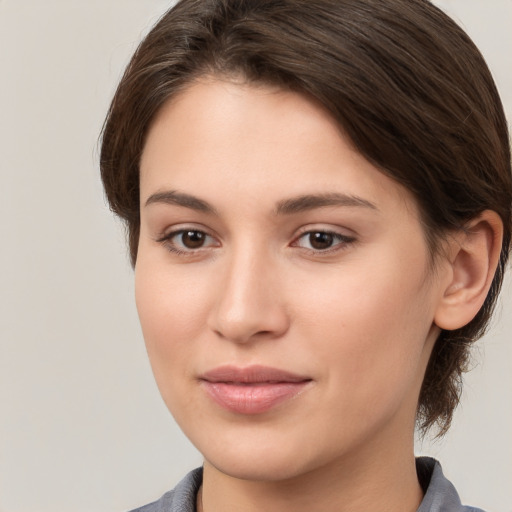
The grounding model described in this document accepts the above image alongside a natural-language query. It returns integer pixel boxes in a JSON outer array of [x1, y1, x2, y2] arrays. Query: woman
[[100, 0, 512, 511]]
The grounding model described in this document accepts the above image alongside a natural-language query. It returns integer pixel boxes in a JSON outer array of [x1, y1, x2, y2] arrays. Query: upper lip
[[199, 365, 311, 384]]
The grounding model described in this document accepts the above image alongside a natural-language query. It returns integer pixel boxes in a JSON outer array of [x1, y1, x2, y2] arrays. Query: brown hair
[[100, 0, 512, 435]]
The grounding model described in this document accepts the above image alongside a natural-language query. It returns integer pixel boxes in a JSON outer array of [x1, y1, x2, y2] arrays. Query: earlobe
[[434, 210, 503, 331]]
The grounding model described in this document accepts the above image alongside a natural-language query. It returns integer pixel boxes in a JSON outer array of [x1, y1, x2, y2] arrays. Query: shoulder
[[416, 457, 486, 512], [128, 467, 203, 512]]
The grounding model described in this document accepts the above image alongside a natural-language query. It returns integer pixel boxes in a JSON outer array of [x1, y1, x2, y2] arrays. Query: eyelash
[[156, 228, 356, 256], [156, 228, 219, 256], [291, 230, 356, 254]]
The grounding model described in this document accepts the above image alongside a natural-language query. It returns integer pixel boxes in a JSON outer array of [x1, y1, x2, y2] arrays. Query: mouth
[[199, 365, 313, 415]]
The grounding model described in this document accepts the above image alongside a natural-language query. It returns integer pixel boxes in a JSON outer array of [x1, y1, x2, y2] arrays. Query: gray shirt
[[130, 457, 485, 512]]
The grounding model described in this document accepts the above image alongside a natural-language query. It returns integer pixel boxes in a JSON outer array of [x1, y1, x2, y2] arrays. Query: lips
[[199, 365, 312, 414]]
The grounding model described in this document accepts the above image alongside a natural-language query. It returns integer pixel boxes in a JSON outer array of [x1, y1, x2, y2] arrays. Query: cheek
[[134, 259, 211, 391], [294, 252, 435, 408]]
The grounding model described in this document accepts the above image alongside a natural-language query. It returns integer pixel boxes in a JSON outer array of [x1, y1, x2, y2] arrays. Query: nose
[[207, 246, 290, 344]]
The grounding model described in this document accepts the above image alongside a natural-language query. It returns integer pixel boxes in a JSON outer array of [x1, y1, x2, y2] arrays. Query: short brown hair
[[100, 0, 512, 435]]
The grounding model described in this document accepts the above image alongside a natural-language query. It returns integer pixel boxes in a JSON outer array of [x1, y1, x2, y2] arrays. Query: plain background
[[0, 1, 510, 511]]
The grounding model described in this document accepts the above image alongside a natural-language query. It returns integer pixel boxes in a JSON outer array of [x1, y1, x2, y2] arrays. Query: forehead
[[140, 77, 417, 218], [143, 77, 346, 163]]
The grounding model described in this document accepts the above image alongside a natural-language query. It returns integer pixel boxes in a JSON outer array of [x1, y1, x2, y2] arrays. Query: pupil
[[309, 232, 333, 250], [182, 231, 205, 248]]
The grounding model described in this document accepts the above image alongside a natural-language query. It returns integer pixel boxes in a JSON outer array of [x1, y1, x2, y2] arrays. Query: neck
[[200, 431, 423, 512]]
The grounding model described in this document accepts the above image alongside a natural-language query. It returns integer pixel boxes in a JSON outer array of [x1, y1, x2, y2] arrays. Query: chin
[[206, 450, 312, 482], [195, 424, 342, 483]]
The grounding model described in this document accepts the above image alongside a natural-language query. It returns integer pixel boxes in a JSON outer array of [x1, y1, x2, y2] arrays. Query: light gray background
[[0, 1, 510, 511]]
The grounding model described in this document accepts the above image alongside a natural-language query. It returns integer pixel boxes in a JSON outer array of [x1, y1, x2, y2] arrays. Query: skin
[[135, 77, 498, 512]]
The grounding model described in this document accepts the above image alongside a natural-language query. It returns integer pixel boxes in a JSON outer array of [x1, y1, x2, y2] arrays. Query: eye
[[293, 230, 355, 252], [177, 230, 208, 249], [157, 228, 219, 254]]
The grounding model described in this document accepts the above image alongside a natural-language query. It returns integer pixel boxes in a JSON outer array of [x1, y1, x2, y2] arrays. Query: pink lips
[[199, 365, 312, 414]]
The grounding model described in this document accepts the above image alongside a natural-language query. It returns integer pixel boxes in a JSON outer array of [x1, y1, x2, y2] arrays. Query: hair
[[100, 0, 512, 435]]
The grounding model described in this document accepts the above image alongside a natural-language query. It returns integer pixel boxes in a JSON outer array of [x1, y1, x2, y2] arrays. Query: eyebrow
[[145, 190, 217, 214], [144, 190, 378, 215], [275, 193, 378, 215]]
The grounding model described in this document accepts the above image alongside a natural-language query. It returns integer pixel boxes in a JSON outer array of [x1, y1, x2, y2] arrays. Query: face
[[136, 78, 447, 481]]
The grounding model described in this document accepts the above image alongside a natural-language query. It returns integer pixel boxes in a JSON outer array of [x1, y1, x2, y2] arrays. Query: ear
[[434, 210, 503, 331]]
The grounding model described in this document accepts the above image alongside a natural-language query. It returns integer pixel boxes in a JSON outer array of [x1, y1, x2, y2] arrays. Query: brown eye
[[293, 229, 355, 253], [181, 230, 206, 249], [308, 232, 334, 250], [157, 228, 219, 255]]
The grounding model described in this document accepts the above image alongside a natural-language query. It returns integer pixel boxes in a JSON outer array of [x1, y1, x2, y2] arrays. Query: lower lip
[[201, 381, 310, 414]]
